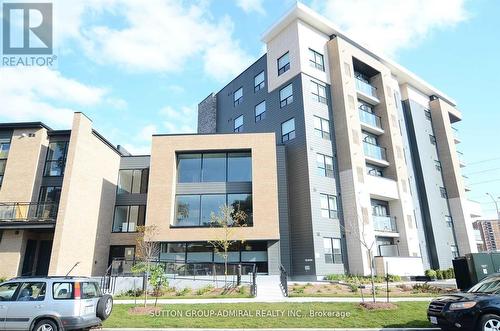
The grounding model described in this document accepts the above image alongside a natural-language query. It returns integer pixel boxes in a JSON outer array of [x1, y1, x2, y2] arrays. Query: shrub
[[348, 284, 358, 293], [0, 277, 6, 283], [425, 269, 437, 279], [175, 288, 191, 296], [436, 269, 444, 280], [195, 285, 214, 296], [448, 267, 455, 279], [237, 286, 247, 294], [294, 286, 305, 294], [325, 274, 391, 284], [387, 274, 401, 282], [122, 288, 143, 297], [412, 283, 442, 294]]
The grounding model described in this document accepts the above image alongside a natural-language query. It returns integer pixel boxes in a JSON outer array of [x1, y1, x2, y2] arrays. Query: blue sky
[[1, 0, 499, 218]]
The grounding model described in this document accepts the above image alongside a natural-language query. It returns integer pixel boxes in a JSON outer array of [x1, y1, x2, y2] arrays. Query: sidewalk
[[114, 296, 434, 305], [102, 328, 440, 331]]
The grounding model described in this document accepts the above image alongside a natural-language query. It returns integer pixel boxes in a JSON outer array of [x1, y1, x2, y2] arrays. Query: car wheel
[[34, 319, 58, 331], [479, 314, 500, 331], [96, 294, 113, 320]]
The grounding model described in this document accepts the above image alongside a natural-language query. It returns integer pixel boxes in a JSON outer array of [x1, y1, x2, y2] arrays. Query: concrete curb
[[102, 328, 440, 331], [113, 297, 434, 304]]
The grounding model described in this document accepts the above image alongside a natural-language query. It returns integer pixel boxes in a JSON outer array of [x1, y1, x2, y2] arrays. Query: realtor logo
[[2, 2, 53, 55]]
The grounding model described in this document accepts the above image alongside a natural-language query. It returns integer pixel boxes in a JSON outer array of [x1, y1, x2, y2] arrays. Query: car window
[[0, 283, 19, 301], [53, 282, 74, 300], [468, 277, 500, 293], [16, 282, 46, 301], [82, 282, 100, 299]]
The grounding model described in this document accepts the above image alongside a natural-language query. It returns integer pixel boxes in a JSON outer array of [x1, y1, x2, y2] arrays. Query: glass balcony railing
[[373, 215, 397, 232], [0, 202, 59, 223], [359, 109, 382, 129], [452, 127, 460, 140], [355, 77, 378, 99], [363, 141, 387, 161]]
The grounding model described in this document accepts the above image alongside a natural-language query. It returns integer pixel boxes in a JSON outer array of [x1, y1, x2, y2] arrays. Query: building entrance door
[[35, 240, 52, 276]]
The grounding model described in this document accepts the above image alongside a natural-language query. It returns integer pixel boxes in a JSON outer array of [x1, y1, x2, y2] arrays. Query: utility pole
[[486, 193, 500, 220]]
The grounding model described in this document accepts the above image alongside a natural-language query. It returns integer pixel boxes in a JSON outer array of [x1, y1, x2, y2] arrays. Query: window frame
[[0, 141, 11, 187], [43, 141, 69, 177], [440, 187, 448, 199], [254, 101, 266, 122], [281, 118, 296, 143], [317, 153, 334, 178], [173, 193, 253, 228], [254, 71, 265, 92], [277, 52, 290, 76], [429, 134, 437, 145], [320, 193, 338, 219], [311, 80, 327, 104], [279, 83, 293, 108], [111, 205, 146, 233], [116, 168, 149, 195], [313, 116, 330, 140], [424, 109, 432, 120], [309, 48, 325, 71], [234, 115, 244, 132], [434, 160, 442, 172], [233, 87, 243, 106], [323, 237, 342, 264]]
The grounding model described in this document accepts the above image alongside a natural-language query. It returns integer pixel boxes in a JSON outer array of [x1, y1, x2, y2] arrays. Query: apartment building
[[0, 3, 481, 280], [198, 3, 479, 277], [0, 113, 283, 278], [474, 220, 500, 252]]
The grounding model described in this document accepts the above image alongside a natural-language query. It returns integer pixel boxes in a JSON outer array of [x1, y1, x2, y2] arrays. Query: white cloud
[[159, 105, 197, 134], [136, 124, 157, 141], [73, 0, 253, 81], [310, 0, 468, 56], [236, 0, 266, 15], [0, 67, 108, 127], [121, 143, 151, 155]]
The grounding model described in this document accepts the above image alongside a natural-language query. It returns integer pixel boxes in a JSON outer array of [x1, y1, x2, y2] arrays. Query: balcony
[[463, 175, 471, 192], [457, 151, 466, 167], [0, 202, 58, 229], [452, 127, 461, 144], [359, 109, 384, 134], [355, 76, 379, 104], [363, 141, 389, 166], [373, 215, 397, 233]]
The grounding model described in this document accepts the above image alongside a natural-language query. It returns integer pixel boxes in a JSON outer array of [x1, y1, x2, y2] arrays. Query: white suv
[[0, 277, 113, 331]]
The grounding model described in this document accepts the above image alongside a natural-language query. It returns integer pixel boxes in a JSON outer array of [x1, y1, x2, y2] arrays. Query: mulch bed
[[128, 306, 162, 315], [359, 302, 398, 310]]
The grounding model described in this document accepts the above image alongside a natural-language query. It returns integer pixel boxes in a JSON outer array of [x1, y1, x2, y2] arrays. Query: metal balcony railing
[[373, 215, 397, 232], [363, 141, 387, 161], [359, 109, 382, 129], [0, 202, 59, 222], [355, 76, 378, 98]]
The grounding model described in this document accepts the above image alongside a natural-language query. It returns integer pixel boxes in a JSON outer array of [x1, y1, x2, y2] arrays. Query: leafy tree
[[208, 204, 247, 286], [131, 225, 160, 307]]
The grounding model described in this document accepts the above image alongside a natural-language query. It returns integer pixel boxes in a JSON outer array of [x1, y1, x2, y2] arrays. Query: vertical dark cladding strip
[[402, 99, 439, 269]]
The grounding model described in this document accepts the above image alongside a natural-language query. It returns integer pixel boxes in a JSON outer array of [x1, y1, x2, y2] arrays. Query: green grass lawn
[[288, 292, 436, 298], [103, 302, 432, 328]]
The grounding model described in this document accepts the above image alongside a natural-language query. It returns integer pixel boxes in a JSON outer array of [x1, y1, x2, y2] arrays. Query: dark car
[[428, 274, 500, 331]]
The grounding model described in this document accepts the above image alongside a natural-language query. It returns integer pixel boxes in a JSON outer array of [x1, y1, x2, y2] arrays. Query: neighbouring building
[[198, 3, 480, 278], [0, 114, 283, 278], [0, 3, 482, 280], [474, 220, 500, 252]]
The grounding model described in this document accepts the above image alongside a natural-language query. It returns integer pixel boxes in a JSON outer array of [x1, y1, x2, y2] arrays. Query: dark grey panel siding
[[214, 56, 314, 276], [276, 145, 291, 273]]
